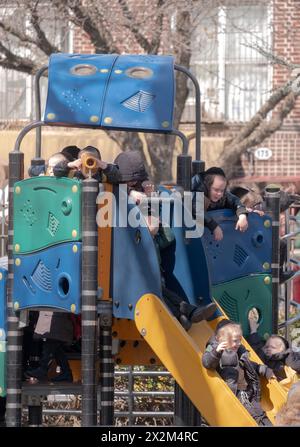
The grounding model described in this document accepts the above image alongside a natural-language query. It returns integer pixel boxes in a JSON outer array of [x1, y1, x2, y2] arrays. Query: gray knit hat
[[114, 151, 149, 182]]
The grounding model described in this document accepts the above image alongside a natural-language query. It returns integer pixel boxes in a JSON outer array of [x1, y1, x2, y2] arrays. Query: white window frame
[[184, 2, 272, 123]]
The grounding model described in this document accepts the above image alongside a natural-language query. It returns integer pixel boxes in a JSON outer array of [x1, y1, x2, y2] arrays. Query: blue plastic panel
[[102, 54, 174, 131], [45, 53, 118, 126], [111, 190, 162, 319], [13, 242, 81, 313], [160, 198, 214, 312], [0, 341, 5, 397], [45, 53, 174, 132], [201, 210, 272, 285], [111, 187, 216, 319], [0, 268, 7, 341]]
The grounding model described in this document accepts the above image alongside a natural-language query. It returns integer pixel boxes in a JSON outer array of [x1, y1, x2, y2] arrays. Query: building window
[[183, 3, 271, 123], [0, 7, 71, 122]]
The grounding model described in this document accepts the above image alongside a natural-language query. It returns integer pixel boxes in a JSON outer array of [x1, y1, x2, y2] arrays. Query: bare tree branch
[[29, 2, 60, 55], [243, 41, 300, 70], [149, 0, 166, 53], [117, 0, 152, 52], [218, 87, 300, 179], [0, 21, 37, 47], [53, 0, 120, 53], [229, 77, 298, 147], [0, 41, 37, 73]]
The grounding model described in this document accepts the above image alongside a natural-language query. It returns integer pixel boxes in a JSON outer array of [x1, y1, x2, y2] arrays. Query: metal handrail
[[23, 409, 174, 417], [281, 230, 300, 240]]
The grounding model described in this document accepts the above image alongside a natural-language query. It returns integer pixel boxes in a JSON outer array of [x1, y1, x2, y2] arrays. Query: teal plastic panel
[[13, 176, 81, 254], [212, 274, 272, 339]]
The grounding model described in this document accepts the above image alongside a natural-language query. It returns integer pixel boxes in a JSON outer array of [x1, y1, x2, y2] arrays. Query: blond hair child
[[202, 321, 273, 426]]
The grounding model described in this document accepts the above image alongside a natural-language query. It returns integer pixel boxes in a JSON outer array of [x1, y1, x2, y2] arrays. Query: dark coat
[[247, 332, 300, 381], [202, 337, 269, 400], [191, 173, 247, 231], [34, 311, 73, 345], [202, 335, 272, 426], [53, 161, 121, 183]]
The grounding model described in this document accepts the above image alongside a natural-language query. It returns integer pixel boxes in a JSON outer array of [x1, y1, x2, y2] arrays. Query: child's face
[[263, 337, 285, 356], [217, 331, 242, 351], [209, 176, 227, 202], [47, 155, 64, 176], [228, 335, 242, 352]]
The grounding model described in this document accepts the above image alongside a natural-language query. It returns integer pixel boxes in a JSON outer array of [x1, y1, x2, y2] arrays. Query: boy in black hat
[[192, 167, 248, 241]]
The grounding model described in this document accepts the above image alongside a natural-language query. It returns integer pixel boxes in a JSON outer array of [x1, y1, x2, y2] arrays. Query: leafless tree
[[0, 0, 299, 181]]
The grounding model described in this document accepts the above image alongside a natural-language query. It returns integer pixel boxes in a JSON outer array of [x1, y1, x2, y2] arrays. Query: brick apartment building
[[0, 0, 299, 187]]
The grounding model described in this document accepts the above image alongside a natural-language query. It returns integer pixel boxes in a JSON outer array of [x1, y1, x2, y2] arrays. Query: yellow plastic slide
[[135, 294, 287, 427]]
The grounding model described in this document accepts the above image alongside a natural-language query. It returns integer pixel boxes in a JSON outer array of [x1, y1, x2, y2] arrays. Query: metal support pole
[[127, 366, 134, 426], [174, 383, 202, 426], [81, 178, 98, 426], [176, 155, 192, 191], [175, 65, 205, 177], [265, 185, 281, 333], [6, 151, 24, 426], [34, 65, 48, 159], [98, 300, 114, 425], [284, 208, 291, 342], [174, 65, 201, 161], [27, 395, 43, 427]]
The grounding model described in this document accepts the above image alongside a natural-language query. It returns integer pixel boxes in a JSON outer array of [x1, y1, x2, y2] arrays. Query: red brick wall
[[73, 27, 95, 53], [273, 0, 300, 122]]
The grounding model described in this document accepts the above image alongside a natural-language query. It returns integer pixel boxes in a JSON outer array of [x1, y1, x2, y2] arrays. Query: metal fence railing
[[279, 204, 300, 344], [22, 367, 175, 426]]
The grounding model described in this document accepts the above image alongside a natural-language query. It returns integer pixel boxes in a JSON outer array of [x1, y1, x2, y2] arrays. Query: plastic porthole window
[[125, 66, 153, 79], [70, 64, 97, 76]]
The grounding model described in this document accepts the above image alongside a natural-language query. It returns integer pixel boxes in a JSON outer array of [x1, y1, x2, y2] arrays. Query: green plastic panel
[[13, 177, 82, 254], [0, 341, 5, 397], [212, 274, 272, 339]]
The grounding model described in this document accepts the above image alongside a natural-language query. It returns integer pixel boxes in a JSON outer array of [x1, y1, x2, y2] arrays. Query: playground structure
[[0, 53, 296, 427]]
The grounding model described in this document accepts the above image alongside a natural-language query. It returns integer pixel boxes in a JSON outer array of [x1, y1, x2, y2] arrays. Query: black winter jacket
[[202, 337, 270, 400], [53, 160, 121, 184], [247, 332, 300, 381], [191, 173, 247, 231]]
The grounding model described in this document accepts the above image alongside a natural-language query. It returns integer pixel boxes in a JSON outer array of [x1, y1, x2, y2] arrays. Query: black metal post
[[174, 383, 202, 426], [265, 184, 281, 333], [98, 300, 114, 425], [6, 151, 24, 426], [27, 396, 43, 427], [176, 155, 192, 191], [81, 178, 98, 426], [174, 65, 205, 177], [34, 65, 48, 159], [174, 65, 201, 161]]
